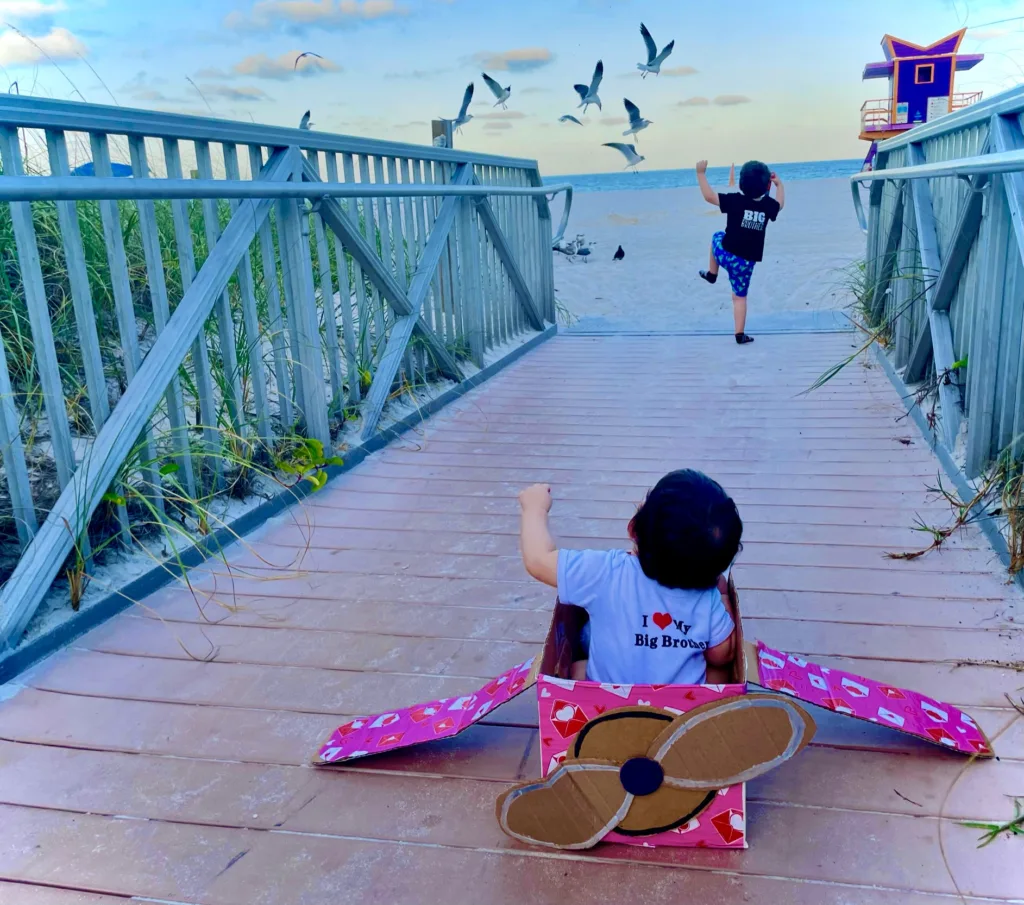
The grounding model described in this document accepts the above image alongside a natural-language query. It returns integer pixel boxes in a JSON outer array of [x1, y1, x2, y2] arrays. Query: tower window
[[915, 63, 935, 84]]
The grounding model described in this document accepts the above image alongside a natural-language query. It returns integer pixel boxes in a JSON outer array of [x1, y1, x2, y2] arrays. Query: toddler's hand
[[770, 172, 781, 186], [519, 483, 552, 513], [696, 160, 708, 175]]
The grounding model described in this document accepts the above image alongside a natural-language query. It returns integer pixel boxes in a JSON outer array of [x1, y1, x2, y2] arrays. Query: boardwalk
[[1, 331, 1022, 904]]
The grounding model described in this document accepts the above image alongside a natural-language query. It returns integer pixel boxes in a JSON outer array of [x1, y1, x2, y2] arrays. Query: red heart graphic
[[594, 705, 606, 714], [652, 612, 672, 630], [543, 738, 552, 745]]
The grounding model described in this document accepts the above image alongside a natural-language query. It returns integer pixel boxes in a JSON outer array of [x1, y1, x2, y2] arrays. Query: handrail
[[0, 176, 574, 248], [0, 94, 536, 169], [849, 147, 1024, 233]]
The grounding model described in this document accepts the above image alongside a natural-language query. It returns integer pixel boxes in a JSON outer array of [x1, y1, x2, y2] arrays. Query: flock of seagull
[[444, 22, 676, 172]]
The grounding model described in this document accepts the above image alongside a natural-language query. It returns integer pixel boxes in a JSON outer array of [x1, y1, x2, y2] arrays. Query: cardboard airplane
[[312, 579, 993, 850]]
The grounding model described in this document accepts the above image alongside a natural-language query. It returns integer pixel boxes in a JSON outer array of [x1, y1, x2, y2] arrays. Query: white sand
[[553, 177, 866, 333]]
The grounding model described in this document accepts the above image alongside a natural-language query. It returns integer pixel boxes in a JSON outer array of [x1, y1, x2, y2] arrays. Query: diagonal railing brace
[[0, 147, 297, 650]]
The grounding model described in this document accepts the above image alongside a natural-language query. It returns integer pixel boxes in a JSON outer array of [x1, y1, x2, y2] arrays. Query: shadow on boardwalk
[[0, 332, 1022, 904]]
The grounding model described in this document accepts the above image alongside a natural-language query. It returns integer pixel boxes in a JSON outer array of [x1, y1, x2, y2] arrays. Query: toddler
[[518, 469, 740, 685], [696, 159, 784, 345]]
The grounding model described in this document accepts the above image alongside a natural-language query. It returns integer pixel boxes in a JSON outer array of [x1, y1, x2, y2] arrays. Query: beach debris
[[602, 142, 645, 171], [559, 114, 583, 125], [613, 245, 625, 261], [482, 72, 511, 109], [299, 110, 312, 130], [574, 60, 604, 113], [622, 98, 651, 141], [637, 23, 675, 77], [443, 82, 475, 134]]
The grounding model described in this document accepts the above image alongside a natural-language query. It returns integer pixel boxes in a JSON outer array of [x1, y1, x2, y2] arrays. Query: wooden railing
[[0, 95, 572, 649], [851, 84, 1024, 477]]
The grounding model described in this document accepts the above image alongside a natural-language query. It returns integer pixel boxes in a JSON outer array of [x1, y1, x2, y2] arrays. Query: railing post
[[459, 196, 485, 367]]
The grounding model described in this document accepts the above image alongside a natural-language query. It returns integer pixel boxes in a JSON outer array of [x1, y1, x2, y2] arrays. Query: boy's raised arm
[[696, 160, 719, 206], [519, 484, 558, 587], [771, 172, 785, 211]]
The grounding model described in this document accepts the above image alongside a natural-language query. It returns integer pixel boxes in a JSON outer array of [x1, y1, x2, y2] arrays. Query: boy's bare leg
[[570, 660, 588, 681], [733, 294, 747, 334]]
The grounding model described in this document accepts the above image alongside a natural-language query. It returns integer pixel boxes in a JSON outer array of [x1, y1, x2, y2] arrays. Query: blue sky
[[0, 0, 1021, 174]]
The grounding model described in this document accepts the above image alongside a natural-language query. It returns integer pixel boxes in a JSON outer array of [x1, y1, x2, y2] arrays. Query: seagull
[[603, 142, 645, 172], [445, 82, 475, 133], [294, 51, 325, 71], [575, 245, 592, 263], [613, 245, 624, 261], [482, 72, 511, 109], [637, 23, 675, 77], [622, 98, 651, 141], [559, 114, 583, 125], [299, 110, 312, 130], [574, 60, 603, 113]]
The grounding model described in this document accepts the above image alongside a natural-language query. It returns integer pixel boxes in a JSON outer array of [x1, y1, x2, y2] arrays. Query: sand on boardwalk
[[553, 177, 866, 332]]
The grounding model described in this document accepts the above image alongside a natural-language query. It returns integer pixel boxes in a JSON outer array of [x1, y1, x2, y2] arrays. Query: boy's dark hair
[[739, 160, 771, 198], [628, 469, 743, 590]]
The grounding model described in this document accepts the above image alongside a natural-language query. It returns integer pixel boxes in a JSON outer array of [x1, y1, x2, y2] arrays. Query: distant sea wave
[[544, 159, 862, 193]]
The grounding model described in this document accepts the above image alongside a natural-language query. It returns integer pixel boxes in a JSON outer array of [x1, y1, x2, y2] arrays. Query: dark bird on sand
[[613, 245, 624, 261]]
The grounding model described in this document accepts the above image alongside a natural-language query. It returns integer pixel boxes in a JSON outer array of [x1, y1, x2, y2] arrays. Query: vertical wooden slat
[[277, 152, 330, 447], [247, 145, 294, 430], [442, 162, 464, 346], [194, 140, 245, 435], [458, 197, 485, 366], [44, 130, 109, 435], [0, 334, 37, 547], [490, 167, 510, 342], [306, 151, 344, 411], [127, 135, 197, 499], [358, 154, 386, 354], [371, 156, 396, 386], [223, 142, 272, 445], [275, 195, 306, 414], [342, 152, 371, 366], [401, 158, 426, 384], [0, 127, 77, 498], [163, 138, 221, 485], [324, 152, 359, 404], [424, 161, 449, 348], [386, 157, 414, 387]]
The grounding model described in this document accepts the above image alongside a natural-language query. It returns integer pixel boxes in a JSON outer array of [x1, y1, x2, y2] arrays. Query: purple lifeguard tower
[[859, 29, 984, 168]]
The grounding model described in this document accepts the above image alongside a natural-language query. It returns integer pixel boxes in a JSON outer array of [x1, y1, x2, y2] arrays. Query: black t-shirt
[[719, 192, 781, 263]]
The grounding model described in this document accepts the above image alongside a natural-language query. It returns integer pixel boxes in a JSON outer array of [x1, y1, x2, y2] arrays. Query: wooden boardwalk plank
[[1, 332, 1023, 903]]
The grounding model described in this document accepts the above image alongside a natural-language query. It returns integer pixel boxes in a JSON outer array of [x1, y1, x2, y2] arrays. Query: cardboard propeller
[[496, 694, 815, 849]]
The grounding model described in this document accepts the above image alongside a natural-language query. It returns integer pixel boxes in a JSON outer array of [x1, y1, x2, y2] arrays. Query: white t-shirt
[[557, 548, 735, 685]]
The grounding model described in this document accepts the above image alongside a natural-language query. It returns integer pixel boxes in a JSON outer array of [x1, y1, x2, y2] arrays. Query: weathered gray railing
[[0, 95, 572, 649], [851, 84, 1024, 477]]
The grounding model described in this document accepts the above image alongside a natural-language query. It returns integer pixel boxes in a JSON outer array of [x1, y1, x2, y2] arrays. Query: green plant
[[961, 798, 1024, 847]]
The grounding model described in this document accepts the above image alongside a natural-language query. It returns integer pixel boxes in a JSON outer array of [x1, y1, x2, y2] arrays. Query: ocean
[[544, 159, 862, 193]]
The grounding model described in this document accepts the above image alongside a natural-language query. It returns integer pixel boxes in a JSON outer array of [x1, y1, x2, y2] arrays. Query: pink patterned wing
[[754, 642, 992, 757], [536, 676, 748, 848], [315, 659, 536, 764]]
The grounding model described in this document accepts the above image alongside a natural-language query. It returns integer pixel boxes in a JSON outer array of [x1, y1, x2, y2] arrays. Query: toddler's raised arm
[[696, 160, 719, 207], [519, 483, 558, 587]]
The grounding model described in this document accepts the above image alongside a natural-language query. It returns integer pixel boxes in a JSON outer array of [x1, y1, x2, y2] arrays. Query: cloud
[[226, 0, 408, 32], [519, 86, 549, 94], [482, 120, 512, 130], [0, 26, 86, 65], [473, 47, 554, 72], [713, 94, 751, 106], [474, 110, 526, 120], [0, 0, 64, 17], [199, 83, 271, 102], [677, 96, 709, 106], [600, 116, 626, 125], [384, 66, 452, 79], [970, 27, 1011, 40], [197, 51, 340, 82], [661, 65, 698, 77]]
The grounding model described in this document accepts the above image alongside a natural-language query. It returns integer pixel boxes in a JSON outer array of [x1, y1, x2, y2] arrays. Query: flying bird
[[637, 23, 675, 77], [613, 245, 624, 261], [574, 60, 603, 113], [482, 72, 511, 109], [444, 82, 475, 133], [294, 51, 325, 70], [559, 114, 583, 125], [603, 142, 645, 172], [299, 110, 312, 130], [622, 98, 652, 140]]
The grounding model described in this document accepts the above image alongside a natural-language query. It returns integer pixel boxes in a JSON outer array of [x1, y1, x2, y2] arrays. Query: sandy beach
[[553, 177, 865, 333]]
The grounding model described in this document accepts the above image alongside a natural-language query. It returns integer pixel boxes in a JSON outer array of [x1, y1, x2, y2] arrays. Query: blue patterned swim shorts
[[712, 230, 756, 298]]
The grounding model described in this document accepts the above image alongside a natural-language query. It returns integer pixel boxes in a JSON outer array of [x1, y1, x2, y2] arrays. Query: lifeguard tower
[[859, 29, 983, 167]]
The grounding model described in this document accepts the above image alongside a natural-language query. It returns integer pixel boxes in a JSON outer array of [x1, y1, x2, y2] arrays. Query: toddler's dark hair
[[628, 469, 742, 590], [739, 160, 771, 198]]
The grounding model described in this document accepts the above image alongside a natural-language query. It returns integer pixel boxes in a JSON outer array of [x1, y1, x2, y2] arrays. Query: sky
[[0, 0, 1021, 175]]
